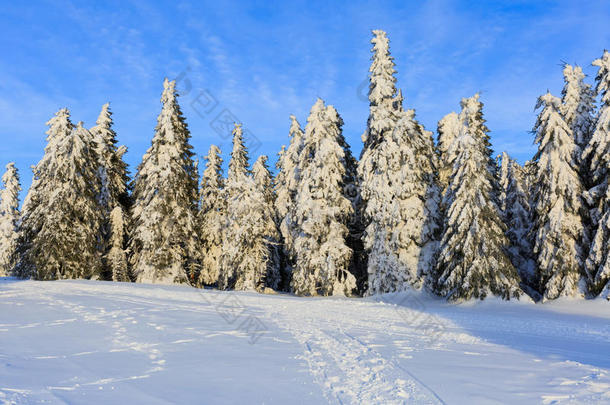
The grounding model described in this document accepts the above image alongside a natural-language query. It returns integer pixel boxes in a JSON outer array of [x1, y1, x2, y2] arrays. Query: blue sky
[[1, 0, 609, 200]]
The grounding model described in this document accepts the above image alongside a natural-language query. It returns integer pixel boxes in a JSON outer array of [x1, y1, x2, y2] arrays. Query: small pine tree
[[198, 145, 225, 287], [107, 206, 129, 282], [532, 92, 588, 300], [15, 115, 103, 280], [129, 79, 199, 285], [437, 112, 461, 193], [436, 95, 521, 301], [0, 163, 21, 276], [497, 152, 537, 297], [291, 99, 356, 296], [584, 51, 610, 298]]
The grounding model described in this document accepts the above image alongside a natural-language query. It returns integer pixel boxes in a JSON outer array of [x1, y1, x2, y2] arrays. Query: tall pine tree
[[359, 102, 441, 294], [0, 163, 20, 276], [436, 95, 521, 301], [219, 126, 278, 291], [90, 102, 130, 280], [198, 145, 225, 287], [16, 115, 103, 280], [532, 92, 588, 300], [291, 99, 356, 296], [252, 155, 281, 290], [584, 50, 610, 298], [129, 79, 199, 284]]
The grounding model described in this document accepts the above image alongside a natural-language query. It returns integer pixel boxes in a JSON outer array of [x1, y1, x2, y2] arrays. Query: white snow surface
[[0, 278, 609, 404]]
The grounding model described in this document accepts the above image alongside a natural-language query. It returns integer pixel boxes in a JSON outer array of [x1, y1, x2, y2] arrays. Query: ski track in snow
[[1, 279, 609, 404]]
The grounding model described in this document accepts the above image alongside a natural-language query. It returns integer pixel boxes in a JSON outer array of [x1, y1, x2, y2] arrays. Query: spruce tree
[[584, 50, 610, 298], [129, 79, 199, 285], [275, 115, 305, 278], [532, 92, 588, 300], [291, 99, 356, 296], [436, 95, 521, 301], [0, 163, 21, 276], [497, 152, 537, 297], [219, 126, 278, 291], [198, 145, 225, 287], [252, 155, 281, 290], [15, 115, 103, 280], [437, 112, 461, 193], [359, 101, 441, 295], [90, 102, 130, 280]]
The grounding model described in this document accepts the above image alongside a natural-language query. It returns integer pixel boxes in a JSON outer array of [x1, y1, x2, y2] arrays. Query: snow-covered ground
[[0, 279, 608, 404]]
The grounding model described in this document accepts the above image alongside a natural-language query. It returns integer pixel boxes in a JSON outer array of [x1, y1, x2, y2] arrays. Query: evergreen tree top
[[228, 123, 249, 183], [369, 29, 397, 106]]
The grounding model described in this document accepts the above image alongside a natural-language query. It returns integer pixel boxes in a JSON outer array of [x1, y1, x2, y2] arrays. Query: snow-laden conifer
[[359, 102, 441, 295], [497, 152, 537, 296], [90, 103, 130, 280], [436, 95, 521, 301], [16, 115, 103, 280], [291, 99, 356, 296], [326, 104, 368, 292], [561, 64, 596, 158], [584, 51, 610, 297], [437, 112, 461, 193], [129, 79, 199, 285], [361, 29, 399, 155], [275, 115, 305, 274], [219, 127, 278, 291], [107, 206, 129, 281], [0, 163, 20, 276], [198, 145, 225, 287], [532, 93, 588, 300], [252, 155, 281, 290]]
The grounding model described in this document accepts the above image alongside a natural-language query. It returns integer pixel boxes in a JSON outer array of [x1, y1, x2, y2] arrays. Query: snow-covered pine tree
[[129, 78, 199, 285], [252, 155, 281, 290], [326, 104, 368, 292], [359, 99, 441, 295], [437, 112, 461, 193], [275, 115, 305, 268], [290, 99, 356, 296], [15, 115, 103, 280], [90, 102, 131, 280], [561, 64, 596, 161], [532, 92, 589, 300], [0, 163, 21, 276], [584, 50, 610, 298], [198, 145, 225, 287], [219, 125, 278, 291], [497, 152, 537, 297], [361, 29, 399, 156], [436, 95, 521, 301]]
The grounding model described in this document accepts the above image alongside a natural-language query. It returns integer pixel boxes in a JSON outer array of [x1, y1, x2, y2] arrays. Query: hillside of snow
[[0, 278, 608, 404]]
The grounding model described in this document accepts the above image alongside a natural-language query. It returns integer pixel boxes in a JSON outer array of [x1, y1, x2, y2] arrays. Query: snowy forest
[[1, 30, 609, 302]]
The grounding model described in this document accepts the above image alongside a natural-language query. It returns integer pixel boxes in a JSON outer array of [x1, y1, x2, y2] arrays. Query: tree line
[[1, 30, 609, 302]]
